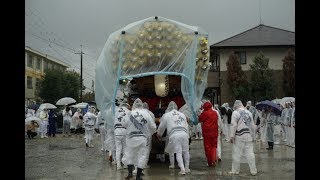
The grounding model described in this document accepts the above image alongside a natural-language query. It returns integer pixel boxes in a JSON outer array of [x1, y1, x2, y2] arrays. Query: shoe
[[179, 170, 186, 175], [89, 145, 94, 148], [124, 174, 133, 180], [41, 136, 44, 138], [251, 172, 257, 176], [185, 169, 191, 174], [44, 136, 48, 138], [108, 156, 113, 162], [292, 145, 295, 148], [218, 158, 221, 162], [86, 143, 89, 147], [199, 137, 203, 140], [228, 171, 239, 175], [207, 163, 213, 167], [266, 147, 273, 150], [169, 165, 175, 169], [195, 137, 199, 140], [117, 166, 123, 170], [100, 148, 104, 151]]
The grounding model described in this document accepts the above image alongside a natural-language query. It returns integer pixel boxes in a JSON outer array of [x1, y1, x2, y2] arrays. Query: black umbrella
[[256, 100, 281, 115], [27, 104, 40, 110]]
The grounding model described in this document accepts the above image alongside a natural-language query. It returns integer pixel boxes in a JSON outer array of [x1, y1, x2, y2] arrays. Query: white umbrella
[[280, 97, 295, 107], [25, 116, 42, 125], [39, 103, 57, 110], [56, 97, 76, 105], [71, 102, 88, 109], [272, 99, 281, 104]]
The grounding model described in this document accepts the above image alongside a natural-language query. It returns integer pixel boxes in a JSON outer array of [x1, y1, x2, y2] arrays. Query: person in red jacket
[[198, 101, 219, 167]]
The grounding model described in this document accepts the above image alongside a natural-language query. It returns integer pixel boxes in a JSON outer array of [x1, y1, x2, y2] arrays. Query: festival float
[[95, 16, 210, 159]]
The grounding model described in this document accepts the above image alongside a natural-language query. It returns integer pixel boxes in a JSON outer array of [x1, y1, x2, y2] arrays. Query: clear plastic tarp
[[95, 16, 210, 127]]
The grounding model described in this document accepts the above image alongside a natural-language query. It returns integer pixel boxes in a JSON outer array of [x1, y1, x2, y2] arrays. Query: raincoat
[[158, 101, 190, 173], [198, 101, 218, 166]]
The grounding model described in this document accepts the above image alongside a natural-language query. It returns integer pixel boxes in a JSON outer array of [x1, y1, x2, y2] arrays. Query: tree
[[249, 53, 276, 102], [82, 91, 95, 102], [226, 52, 250, 102], [38, 69, 81, 103], [282, 49, 295, 96]]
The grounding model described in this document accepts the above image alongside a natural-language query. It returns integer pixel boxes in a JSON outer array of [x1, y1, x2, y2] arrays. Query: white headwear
[[233, 100, 244, 110], [132, 98, 143, 110], [165, 101, 178, 113]]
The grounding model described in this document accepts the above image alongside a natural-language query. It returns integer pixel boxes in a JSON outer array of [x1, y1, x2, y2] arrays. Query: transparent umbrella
[[56, 97, 76, 105], [39, 103, 57, 110], [71, 102, 88, 109], [280, 97, 295, 107]]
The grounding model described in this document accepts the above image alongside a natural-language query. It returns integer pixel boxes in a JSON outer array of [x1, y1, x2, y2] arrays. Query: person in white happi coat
[[142, 102, 154, 168], [96, 111, 106, 151], [290, 102, 295, 148], [287, 102, 295, 147], [83, 106, 97, 147], [122, 98, 156, 180], [39, 108, 49, 138], [279, 104, 288, 142], [283, 102, 291, 146], [103, 107, 116, 163], [259, 109, 268, 143], [273, 111, 282, 145], [229, 100, 257, 176], [221, 103, 232, 141], [157, 101, 190, 175], [114, 103, 131, 170], [213, 104, 224, 162]]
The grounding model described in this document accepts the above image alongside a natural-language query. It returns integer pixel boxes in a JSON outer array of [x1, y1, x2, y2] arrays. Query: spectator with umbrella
[[265, 106, 278, 150], [62, 105, 73, 137], [39, 108, 49, 138], [48, 109, 57, 137]]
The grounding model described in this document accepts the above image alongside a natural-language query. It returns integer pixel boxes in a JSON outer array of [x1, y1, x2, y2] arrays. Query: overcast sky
[[25, 0, 295, 91]]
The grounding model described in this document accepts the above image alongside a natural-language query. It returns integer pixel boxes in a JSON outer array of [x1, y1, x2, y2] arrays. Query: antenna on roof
[[259, 0, 263, 25]]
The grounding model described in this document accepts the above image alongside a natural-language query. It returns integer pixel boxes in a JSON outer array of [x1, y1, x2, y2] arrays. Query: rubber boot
[[125, 165, 134, 179], [136, 168, 143, 180]]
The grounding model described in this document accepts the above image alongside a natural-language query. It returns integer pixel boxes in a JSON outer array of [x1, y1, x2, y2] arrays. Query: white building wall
[[218, 47, 292, 71]]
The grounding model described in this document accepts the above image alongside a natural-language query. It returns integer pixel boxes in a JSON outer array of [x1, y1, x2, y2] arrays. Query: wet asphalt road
[[25, 134, 295, 180]]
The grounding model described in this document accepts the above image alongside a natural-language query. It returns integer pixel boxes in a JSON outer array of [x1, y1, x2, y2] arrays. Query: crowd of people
[[25, 97, 295, 178]]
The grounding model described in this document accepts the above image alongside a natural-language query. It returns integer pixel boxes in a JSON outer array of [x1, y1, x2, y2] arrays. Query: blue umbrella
[[255, 100, 281, 115]]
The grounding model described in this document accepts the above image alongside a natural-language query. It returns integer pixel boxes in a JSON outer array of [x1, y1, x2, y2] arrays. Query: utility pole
[[75, 45, 85, 102]]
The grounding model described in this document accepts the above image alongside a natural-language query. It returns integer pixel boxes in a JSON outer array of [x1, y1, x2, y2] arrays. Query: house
[[25, 46, 70, 105], [207, 24, 295, 105]]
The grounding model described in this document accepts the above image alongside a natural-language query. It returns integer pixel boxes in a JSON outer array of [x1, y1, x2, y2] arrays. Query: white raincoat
[[229, 100, 257, 175], [62, 108, 72, 136], [114, 104, 131, 169], [122, 98, 156, 169], [39, 109, 49, 138], [83, 108, 97, 147], [96, 111, 106, 151], [157, 101, 190, 173]]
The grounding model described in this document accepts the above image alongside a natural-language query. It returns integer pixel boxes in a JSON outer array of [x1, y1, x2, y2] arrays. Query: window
[[209, 54, 220, 72], [36, 57, 41, 70], [27, 54, 33, 68], [35, 78, 40, 91], [27, 76, 33, 89], [235, 51, 246, 64], [43, 61, 48, 71], [48, 62, 52, 69]]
